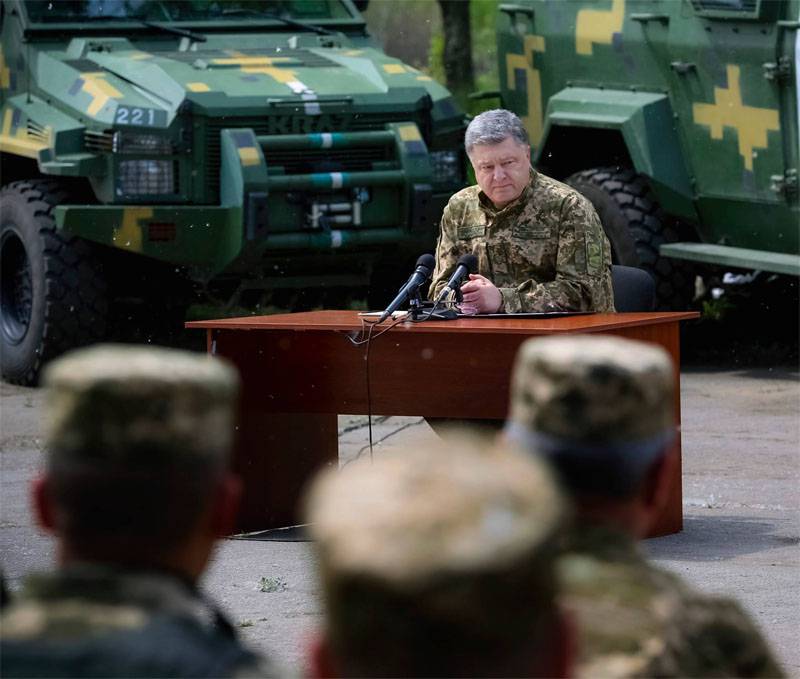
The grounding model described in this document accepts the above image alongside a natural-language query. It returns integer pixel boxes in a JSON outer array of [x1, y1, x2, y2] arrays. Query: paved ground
[[1, 367, 799, 675]]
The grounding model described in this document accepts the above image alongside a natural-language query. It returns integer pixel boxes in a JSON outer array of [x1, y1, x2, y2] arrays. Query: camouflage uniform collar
[[477, 168, 538, 216], [559, 523, 646, 565], [20, 563, 224, 632]]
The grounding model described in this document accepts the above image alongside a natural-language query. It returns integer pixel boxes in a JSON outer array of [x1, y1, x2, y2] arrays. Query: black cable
[[346, 300, 457, 462], [365, 320, 375, 462]]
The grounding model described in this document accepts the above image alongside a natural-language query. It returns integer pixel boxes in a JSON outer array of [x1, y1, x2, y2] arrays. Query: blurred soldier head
[[305, 439, 573, 678], [34, 345, 242, 581], [505, 335, 677, 537], [465, 109, 532, 209]]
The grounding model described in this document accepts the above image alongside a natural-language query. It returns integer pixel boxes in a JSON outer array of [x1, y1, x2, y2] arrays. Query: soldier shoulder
[[444, 185, 481, 213], [674, 593, 785, 678], [531, 170, 595, 214], [558, 547, 784, 678], [0, 569, 275, 678]]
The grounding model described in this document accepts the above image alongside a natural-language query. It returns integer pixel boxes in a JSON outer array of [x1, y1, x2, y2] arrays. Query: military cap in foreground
[[0, 345, 277, 678], [506, 335, 784, 678], [305, 439, 573, 678]]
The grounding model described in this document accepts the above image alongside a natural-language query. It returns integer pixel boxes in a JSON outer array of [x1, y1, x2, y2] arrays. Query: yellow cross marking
[[129, 52, 152, 60], [0, 48, 10, 89], [81, 72, 123, 116], [505, 34, 546, 145], [692, 65, 780, 171], [343, 50, 363, 56], [113, 208, 151, 253], [212, 56, 298, 84], [242, 65, 297, 83], [383, 64, 406, 74], [186, 82, 211, 92], [576, 0, 625, 56], [416, 75, 433, 82]]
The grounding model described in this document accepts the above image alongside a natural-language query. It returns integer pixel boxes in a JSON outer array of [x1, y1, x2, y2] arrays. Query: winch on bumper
[[55, 122, 441, 282]]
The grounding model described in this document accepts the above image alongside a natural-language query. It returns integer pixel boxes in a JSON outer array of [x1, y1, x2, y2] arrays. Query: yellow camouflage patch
[[576, 0, 625, 56], [81, 73, 123, 116], [238, 147, 260, 167], [398, 124, 421, 142], [505, 34, 546, 146], [0, 47, 10, 89], [0, 107, 49, 159], [113, 208, 150, 253], [692, 64, 780, 172]]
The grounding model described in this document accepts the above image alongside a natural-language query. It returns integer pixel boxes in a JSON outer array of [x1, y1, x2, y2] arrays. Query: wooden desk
[[187, 310, 698, 536]]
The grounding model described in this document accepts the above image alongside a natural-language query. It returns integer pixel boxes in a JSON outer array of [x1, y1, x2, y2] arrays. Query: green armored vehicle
[[495, 0, 798, 308], [0, 0, 466, 384]]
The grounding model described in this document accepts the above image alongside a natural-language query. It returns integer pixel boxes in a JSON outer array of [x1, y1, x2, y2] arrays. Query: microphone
[[377, 253, 435, 323], [434, 253, 478, 304]]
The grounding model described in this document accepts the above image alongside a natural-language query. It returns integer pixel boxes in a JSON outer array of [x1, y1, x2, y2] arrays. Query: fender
[[539, 88, 698, 222]]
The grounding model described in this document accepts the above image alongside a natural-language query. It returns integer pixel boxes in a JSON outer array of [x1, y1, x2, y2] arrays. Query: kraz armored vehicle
[[494, 0, 798, 308], [0, 0, 466, 384]]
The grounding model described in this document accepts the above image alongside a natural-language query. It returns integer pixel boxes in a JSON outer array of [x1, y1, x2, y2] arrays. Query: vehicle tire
[[1, 180, 108, 385], [565, 167, 695, 310]]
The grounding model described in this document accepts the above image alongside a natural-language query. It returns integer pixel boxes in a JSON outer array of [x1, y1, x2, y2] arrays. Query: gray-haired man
[[429, 108, 614, 313]]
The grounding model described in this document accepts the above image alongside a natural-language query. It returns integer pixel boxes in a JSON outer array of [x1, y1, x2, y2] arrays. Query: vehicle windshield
[[23, 0, 355, 24]]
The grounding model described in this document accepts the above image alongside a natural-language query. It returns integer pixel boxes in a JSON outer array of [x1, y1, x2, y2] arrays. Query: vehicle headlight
[[118, 160, 176, 195], [113, 131, 173, 154], [430, 150, 463, 186]]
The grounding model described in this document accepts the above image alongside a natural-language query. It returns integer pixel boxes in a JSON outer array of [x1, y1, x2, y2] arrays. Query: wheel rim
[[1, 229, 33, 345]]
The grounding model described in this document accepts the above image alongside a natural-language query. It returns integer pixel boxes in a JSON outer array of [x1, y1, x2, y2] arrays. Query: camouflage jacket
[[0, 564, 275, 678], [558, 525, 784, 678], [430, 171, 615, 312]]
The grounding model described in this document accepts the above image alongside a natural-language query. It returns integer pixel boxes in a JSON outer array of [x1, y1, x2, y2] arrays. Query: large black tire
[[565, 167, 694, 310], [1, 180, 108, 385]]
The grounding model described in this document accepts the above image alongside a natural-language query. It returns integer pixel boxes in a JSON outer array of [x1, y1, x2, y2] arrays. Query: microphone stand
[[408, 289, 427, 321], [409, 287, 462, 322]]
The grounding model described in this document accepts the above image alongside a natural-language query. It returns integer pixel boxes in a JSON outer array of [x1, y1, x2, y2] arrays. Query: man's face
[[468, 137, 531, 209]]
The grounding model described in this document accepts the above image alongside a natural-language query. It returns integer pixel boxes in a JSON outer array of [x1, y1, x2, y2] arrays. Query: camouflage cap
[[42, 344, 239, 467], [305, 438, 564, 675], [507, 335, 675, 453], [306, 438, 562, 586]]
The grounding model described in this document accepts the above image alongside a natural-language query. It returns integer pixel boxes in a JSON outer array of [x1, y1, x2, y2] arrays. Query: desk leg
[[233, 410, 338, 532]]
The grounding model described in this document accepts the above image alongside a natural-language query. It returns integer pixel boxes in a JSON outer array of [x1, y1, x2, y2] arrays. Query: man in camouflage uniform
[[430, 108, 614, 313], [304, 439, 573, 678], [505, 335, 783, 678], [0, 346, 276, 678]]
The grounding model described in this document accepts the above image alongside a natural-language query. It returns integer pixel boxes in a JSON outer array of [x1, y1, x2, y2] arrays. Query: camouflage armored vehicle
[[0, 0, 466, 384], [494, 0, 799, 308]]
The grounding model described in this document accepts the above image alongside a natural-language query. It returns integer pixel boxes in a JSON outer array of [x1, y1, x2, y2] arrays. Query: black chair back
[[611, 265, 656, 312]]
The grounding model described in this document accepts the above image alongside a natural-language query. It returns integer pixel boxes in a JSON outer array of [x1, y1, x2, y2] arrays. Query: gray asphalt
[[1, 367, 798, 675]]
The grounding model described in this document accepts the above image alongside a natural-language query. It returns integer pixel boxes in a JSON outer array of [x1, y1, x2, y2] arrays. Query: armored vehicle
[[494, 0, 798, 308], [0, 0, 466, 384]]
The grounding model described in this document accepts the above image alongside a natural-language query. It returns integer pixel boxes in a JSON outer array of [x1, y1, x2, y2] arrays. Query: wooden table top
[[186, 310, 700, 335]]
